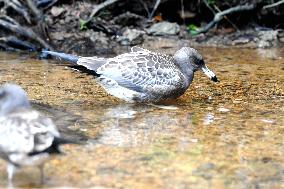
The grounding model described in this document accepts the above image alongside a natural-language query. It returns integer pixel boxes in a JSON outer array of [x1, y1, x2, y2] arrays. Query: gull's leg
[[7, 163, 15, 182], [7, 163, 15, 188], [38, 164, 45, 185]]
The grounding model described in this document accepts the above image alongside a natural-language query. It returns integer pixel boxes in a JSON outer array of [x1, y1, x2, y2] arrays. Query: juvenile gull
[[0, 84, 75, 183], [43, 47, 218, 102]]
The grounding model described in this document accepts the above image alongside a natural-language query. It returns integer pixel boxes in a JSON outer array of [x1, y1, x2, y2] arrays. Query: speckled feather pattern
[[0, 108, 59, 165]]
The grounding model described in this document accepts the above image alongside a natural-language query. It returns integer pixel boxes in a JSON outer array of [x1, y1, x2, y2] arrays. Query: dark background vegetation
[[0, 0, 283, 52]]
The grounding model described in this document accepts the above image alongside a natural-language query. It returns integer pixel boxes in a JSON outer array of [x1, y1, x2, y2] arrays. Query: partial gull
[[0, 83, 76, 184]]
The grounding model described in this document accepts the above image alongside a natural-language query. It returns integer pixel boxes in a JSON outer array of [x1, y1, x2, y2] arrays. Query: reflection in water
[[203, 113, 214, 125], [92, 104, 192, 147]]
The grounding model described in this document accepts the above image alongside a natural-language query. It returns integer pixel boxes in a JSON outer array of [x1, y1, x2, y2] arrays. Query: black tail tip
[[54, 137, 84, 145], [211, 76, 219, 82]]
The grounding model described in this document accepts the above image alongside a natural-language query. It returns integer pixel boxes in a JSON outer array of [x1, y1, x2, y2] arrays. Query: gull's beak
[[201, 65, 219, 82]]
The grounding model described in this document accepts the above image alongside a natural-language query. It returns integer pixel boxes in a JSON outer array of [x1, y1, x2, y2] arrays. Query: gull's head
[[0, 83, 30, 115], [174, 47, 218, 82]]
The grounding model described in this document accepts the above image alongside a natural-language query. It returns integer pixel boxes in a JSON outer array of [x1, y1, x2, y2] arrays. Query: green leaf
[[207, 0, 215, 5], [187, 24, 199, 35], [79, 19, 88, 30]]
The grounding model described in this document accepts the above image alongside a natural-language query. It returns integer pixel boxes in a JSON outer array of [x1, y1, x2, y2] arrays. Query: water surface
[[0, 47, 283, 188]]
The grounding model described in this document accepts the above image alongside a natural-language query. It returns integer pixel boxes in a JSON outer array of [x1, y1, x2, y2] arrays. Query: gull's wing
[[96, 50, 184, 94], [75, 46, 151, 72], [0, 109, 59, 158], [76, 57, 107, 72]]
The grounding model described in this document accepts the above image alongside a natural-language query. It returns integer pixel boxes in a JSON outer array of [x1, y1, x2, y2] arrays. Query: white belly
[[96, 76, 140, 102]]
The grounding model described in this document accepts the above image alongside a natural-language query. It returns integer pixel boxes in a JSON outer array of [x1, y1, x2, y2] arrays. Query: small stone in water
[[218, 107, 230, 112], [261, 119, 274, 123]]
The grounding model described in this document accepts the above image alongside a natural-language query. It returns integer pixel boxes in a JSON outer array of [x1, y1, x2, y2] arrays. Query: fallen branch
[[0, 36, 37, 51], [213, 4, 239, 32], [0, 16, 52, 49], [86, 0, 122, 24], [26, 0, 43, 22], [195, 4, 256, 34], [263, 0, 284, 9], [137, 0, 150, 17], [0, 43, 11, 51]]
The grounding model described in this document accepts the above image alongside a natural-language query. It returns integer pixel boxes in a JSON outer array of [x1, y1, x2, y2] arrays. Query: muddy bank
[[47, 2, 284, 55]]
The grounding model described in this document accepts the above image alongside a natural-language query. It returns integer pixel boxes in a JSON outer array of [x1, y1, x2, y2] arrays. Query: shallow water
[[0, 47, 283, 188]]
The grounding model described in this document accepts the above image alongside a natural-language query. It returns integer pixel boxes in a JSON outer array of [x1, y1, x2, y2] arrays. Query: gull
[[0, 83, 75, 184], [42, 46, 218, 102]]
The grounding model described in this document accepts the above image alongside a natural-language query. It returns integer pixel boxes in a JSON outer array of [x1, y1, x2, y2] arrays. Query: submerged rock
[[146, 21, 180, 36]]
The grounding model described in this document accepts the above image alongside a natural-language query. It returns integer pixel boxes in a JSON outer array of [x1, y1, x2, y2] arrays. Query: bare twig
[[86, 0, 122, 23], [195, 4, 256, 34], [263, 0, 284, 9], [149, 0, 161, 19], [26, 0, 43, 21], [180, 0, 185, 24], [137, 0, 150, 17], [0, 16, 52, 49], [213, 5, 239, 32], [44, 0, 59, 10], [202, 0, 216, 14]]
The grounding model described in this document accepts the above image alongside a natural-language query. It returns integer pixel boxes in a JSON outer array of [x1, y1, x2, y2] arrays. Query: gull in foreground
[[0, 84, 75, 184], [42, 46, 218, 102]]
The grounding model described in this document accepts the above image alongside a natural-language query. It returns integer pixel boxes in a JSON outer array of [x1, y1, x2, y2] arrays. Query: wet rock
[[51, 7, 66, 17], [78, 31, 115, 55], [228, 32, 257, 47], [232, 37, 251, 45], [218, 107, 230, 113], [277, 29, 284, 43], [86, 31, 110, 47], [257, 30, 278, 48], [51, 32, 64, 41], [146, 21, 180, 36], [117, 28, 145, 46]]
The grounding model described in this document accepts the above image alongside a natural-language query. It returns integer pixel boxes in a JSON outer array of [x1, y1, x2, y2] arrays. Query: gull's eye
[[0, 91, 6, 99], [198, 59, 205, 65]]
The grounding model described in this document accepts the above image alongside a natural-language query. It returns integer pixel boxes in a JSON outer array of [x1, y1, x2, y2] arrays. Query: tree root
[[26, 0, 43, 22], [1, 0, 32, 24], [0, 16, 52, 50], [195, 4, 256, 35], [0, 36, 37, 51]]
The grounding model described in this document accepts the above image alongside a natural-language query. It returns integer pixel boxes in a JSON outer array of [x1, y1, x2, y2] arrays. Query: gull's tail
[[28, 137, 83, 156], [41, 50, 79, 64]]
